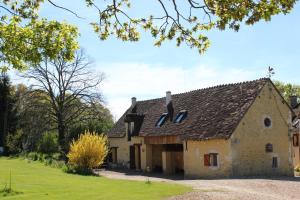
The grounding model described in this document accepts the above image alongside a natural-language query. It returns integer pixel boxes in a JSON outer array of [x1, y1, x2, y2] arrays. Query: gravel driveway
[[171, 178, 300, 200], [97, 170, 300, 200]]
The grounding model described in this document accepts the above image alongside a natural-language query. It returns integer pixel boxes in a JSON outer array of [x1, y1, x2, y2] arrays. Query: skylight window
[[174, 110, 187, 123], [155, 113, 168, 127]]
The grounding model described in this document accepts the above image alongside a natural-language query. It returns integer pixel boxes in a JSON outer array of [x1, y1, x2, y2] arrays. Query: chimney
[[166, 91, 174, 121], [166, 91, 172, 105], [131, 97, 137, 107], [290, 95, 298, 109]]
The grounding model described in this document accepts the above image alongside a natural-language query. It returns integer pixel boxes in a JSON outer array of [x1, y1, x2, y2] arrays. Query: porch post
[[134, 145, 141, 170], [162, 151, 173, 174], [141, 144, 152, 172]]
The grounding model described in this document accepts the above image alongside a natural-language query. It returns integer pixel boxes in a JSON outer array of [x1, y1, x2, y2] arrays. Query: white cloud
[[99, 62, 263, 120]]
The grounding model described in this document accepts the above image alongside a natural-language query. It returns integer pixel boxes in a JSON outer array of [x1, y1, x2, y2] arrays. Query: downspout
[[288, 111, 294, 172]]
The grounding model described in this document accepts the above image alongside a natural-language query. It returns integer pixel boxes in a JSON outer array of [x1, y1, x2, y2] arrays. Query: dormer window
[[127, 122, 134, 141], [174, 110, 187, 123], [155, 113, 168, 127]]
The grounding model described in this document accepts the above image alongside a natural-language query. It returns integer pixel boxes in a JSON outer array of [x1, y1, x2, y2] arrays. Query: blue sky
[[13, 1, 300, 120]]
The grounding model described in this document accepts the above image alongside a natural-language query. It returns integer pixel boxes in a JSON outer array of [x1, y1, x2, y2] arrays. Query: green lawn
[[0, 157, 191, 200]]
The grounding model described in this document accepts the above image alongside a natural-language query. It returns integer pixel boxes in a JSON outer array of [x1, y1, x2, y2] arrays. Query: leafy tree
[[0, 0, 79, 71], [67, 105, 113, 144], [6, 129, 23, 154], [0, 18, 79, 71], [87, 0, 297, 54], [37, 131, 59, 154], [274, 80, 300, 102], [22, 50, 106, 152], [15, 86, 55, 151], [0, 81, 113, 154], [0, 73, 18, 152], [0, 0, 297, 71]]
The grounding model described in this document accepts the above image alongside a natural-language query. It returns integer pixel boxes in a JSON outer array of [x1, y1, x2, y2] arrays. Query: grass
[[0, 157, 191, 200]]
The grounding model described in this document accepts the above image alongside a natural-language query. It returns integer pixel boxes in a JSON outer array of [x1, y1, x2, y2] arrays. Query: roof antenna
[[267, 66, 275, 78]]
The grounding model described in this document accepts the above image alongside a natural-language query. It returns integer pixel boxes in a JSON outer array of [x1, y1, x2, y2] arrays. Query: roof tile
[[108, 78, 269, 140]]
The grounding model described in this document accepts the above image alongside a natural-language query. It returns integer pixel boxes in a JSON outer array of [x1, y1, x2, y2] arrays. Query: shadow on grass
[[64, 166, 100, 177], [0, 189, 23, 197], [96, 168, 184, 180]]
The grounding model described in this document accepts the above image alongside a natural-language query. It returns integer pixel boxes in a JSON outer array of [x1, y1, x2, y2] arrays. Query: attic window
[[155, 113, 168, 127], [174, 110, 187, 123], [264, 117, 272, 128]]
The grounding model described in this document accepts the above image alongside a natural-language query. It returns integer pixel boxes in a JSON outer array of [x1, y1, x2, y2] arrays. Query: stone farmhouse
[[107, 78, 295, 178]]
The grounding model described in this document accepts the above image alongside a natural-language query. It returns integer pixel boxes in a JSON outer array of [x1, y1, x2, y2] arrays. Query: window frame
[[204, 153, 219, 168], [109, 147, 118, 164], [293, 134, 299, 147], [263, 117, 272, 128], [174, 110, 187, 123], [127, 122, 134, 141], [265, 143, 273, 153], [272, 156, 278, 169], [210, 153, 218, 167], [155, 113, 168, 127]]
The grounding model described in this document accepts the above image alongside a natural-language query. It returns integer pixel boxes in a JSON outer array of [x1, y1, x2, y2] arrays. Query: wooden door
[[136, 145, 141, 169], [129, 145, 135, 169]]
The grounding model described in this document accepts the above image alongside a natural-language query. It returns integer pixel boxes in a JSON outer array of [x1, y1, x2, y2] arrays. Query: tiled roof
[[108, 78, 270, 140]]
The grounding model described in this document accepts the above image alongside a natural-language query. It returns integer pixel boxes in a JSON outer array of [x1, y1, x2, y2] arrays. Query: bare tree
[[21, 50, 105, 151]]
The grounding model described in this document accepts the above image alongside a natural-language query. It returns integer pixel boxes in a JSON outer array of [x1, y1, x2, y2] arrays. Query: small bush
[[37, 132, 59, 154], [295, 165, 300, 172], [145, 178, 151, 185], [62, 164, 77, 174], [51, 160, 65, 168], [6, 130, 23, 155], [24, 152, 66, 169], [67, 131, 108, 172], [27, 152, 39, 161], [52, 153, 61, 160], [44, 158, 53, 166], [0, 170, 22, 197]]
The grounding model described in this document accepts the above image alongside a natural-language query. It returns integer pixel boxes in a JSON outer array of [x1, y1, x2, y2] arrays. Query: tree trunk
[[57, 115, 66, 153]]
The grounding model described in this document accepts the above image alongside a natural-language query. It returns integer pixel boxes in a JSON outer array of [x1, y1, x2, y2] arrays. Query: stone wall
[[230, 82, 294, 176]]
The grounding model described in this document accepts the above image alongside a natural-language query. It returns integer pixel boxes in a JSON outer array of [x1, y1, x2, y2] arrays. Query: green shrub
[[52, 153, 61, 160], [45, 158, 53, 166], [62, 164, 76, 174], [145, 178, 151, 185], [37, 132, 59, 154], [27, 152, 38, 161], [25, 152, 66, 169], [0, 171, 22, 197], [62, 164, 94, 175], [295, 165, 300, 172], [51, 160, 65, 168], [6, 130, 23, 155]]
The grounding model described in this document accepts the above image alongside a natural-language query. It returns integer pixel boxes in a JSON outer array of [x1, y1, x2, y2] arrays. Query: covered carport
[[144, 135, 184, 175]]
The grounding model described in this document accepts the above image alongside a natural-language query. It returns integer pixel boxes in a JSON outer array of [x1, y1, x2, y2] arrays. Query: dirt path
[[97, 170, 300, 200]]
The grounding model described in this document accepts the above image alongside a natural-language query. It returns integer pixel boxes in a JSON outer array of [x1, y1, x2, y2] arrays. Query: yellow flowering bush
[[67, 131, 108, 171]]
